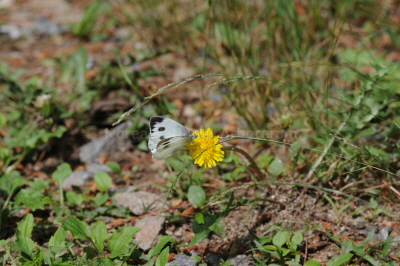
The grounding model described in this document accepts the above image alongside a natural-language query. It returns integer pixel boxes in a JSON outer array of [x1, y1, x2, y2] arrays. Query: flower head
[[186, 128, 224, 169]]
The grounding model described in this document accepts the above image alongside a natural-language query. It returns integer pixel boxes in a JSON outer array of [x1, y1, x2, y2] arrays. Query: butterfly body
[[148, 116, 194, 159]]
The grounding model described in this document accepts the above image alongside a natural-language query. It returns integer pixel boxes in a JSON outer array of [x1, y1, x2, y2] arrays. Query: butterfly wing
[[148, 116, 191, 158], [152, 136, 193, 159]]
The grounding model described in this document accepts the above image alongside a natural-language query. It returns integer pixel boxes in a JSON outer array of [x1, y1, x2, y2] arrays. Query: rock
[[135, 216, 165, 251], [0, 24, 25, 40], [113, 191, 165, 216], [0, 17, 66, 40], [204, 253, 221, 266], [79, 122, 133, 164], [166, 254, 199, 266], [0, 0, 14, 9], [352, 216, 365, 229], [62, 171, 91, 191], [32, 17, 67, 35], [24, 0, 81, 24], [208, 93, 223, 102], [375, 226, 391, 241], [86, 164, 112, 175], [172, 66, 195, 82], [62, 164, 112, 191], [227, 255, 254, 266]]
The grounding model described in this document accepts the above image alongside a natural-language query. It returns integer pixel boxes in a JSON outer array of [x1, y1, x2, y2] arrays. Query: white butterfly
[[148, 116, 195, 159]]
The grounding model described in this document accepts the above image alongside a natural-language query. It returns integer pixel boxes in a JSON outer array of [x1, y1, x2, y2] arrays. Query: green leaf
[[256, 153, 274, 168], [52, 163, 73, 186], [0, 147, 11, 165], [53, 262, 75, 266], [42, 249, 52, 265], [341, 239, 353, 253], [326, 253, 353, 266], [194, 213, 204, 224], [355, 127, 377, 139], [268, 158, 284, 176], [286, 262, 301, 266], [15, 189, 47, 211], [94, 171, 112, 191], [189, 229, 210, 246], [92, 257, 114, 266], [32, 249, 44, 265], [95, 192, 108, 206], [192, 212, 221, 235], [155, 246, 169, 266], [0, 170, 25, 196], [61, 217, 91, 239], [281, 247, 291, 256], [60, 47, 89, 92], [25, 126, 67, 149], [108, 226, 140, 258], [17, 213, 34, 237], [29, 179, 50, 190], [366, 147, 391, 161], [304, 260, 322, 266], [66, 191, 83, 206], [191, 255, 202, 262], [254, 240, 268, 254], [92, 221, 107, 252], [166, 157, 184, 171], [187, 185, 206, 207], [211, 223, 225, 237], [362, 255, 380, 266], [231, 166, 246, 179], [254, 240, 277, 256], [84, 246, 96, 259], [148, 236, 175, 258], [272, 231, 287, 248], [222, 150, 233, 163], [369, 198, 378, 208], [0, 112, 6, 126], [379, 234, 392, 257], [360, 227, 376, 246], [15, 230, 35, 258], [352, 245, 365, 256], [106, 161, 121, 173], [49, 227, 67, 254], [291, 231, 303, 246], [0, 239, 11, 249], [71, 0, 109, 37]]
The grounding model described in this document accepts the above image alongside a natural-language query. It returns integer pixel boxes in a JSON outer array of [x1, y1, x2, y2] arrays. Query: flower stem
[[222, 146, 264, 181]]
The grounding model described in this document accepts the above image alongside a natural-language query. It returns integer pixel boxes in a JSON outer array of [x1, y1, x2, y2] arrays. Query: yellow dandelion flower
[[186, 128, 224, 169]]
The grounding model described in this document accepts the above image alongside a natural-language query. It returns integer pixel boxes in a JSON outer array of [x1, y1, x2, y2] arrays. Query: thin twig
[[112, 74, 221, 126]]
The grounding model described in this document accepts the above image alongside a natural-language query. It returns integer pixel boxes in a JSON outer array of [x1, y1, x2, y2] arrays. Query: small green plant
[[70, 0, 111, 40], [322, 194, 353, 223], [252, 226, 311, 266], [1, 213, 141, 265], [321, 227, 398, 266], [0, 213, 179, 265], [144, 236, 175, 266], [0, 63, 67, 175], [94, 171, 112, 206]]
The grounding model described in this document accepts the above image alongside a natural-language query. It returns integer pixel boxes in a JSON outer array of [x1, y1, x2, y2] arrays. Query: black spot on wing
[[158, 127, 165, 131], [160, 136, 165, 140], [149, 116, 165, 130], [151, 116, 164, 123], [162, 141, 170, 146]]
